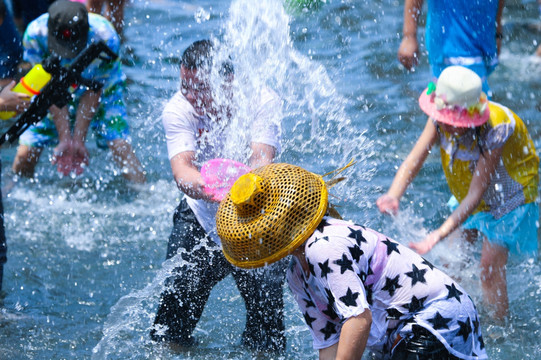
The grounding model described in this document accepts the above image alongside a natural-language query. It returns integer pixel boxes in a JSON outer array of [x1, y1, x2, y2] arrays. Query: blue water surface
[[1, 0, 540, 359]]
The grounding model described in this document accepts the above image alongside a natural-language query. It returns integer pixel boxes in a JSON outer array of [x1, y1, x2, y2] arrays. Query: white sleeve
[[250, 88, 282, 153], [161, 92, 199, 160]]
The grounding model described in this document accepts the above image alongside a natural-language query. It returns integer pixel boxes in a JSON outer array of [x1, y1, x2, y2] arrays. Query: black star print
[[348, 245, 363, 262], [381, 275, 402, 297], [316, 218, 332, 233], [325, 288, 335, 305], [334, 254, 353, 274], [308, 235, 331, 248], [365, 284, 373, 305], [428, 312, 452, 330], [303, 285, 316, 308], [382, 238, 400, 255], [348, 227, 367, 246], [303, 311, 317, 329], [446, 283, 463, 303], [320, 321, 337, 340], [478, 335, 485, 350], [405, 295, 427, 313], [367, 256, 374, 276], [457, 318, 472, 342], [339, 287, 360, 307], [472, 317, 480, 334], [308, 260, 315, 277], [322, 303, 338, 320], [405, 264, 428, 287], [319, 259, 333, 279], [421, 258, 435, 270], [386, 308, 403, 320]]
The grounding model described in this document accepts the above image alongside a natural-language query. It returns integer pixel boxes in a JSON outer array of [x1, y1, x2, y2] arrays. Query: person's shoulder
[[162, 91, 197, 123], [88, 13, 120, 47], [304, 219, 356, 256], [487, 101, 516, 128], [25, 13, 49, 37], [164, 91, 191, 113]]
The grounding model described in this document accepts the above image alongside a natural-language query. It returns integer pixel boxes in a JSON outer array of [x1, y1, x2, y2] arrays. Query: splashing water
[[2, 0, 541, 359]]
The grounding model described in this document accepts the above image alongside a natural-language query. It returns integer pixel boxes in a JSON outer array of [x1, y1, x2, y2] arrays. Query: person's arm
[[377, 118, 438, 214], [398, 0, 424, 70], [496, 0, 504, 55], [0, 81, 30, 113], [72, 90, 100, 149], [170, 151, 213, 201], [410, 145, 503, 254], [50, 90, 98, 175], [319, 310, 372, 360], [248, 142, 276, 169]]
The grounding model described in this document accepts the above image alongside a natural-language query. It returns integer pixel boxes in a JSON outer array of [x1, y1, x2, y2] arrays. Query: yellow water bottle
[[0, 63, 52, 120]]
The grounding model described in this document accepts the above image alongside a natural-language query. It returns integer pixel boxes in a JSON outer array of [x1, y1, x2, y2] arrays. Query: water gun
[[0, 64, 52, 120], [0, 40, 118, 146]]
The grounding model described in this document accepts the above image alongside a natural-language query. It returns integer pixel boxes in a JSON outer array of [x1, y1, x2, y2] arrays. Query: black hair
[[181, 39, 234, 77]]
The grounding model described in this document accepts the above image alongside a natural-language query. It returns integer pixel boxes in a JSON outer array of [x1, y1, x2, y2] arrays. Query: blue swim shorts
[[448, 196, 539, 258], [19, 82, 130, 149], [432, 61, 497, 96]]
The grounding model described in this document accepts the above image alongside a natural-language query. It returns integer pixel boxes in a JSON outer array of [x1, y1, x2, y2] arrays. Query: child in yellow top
[[377, 65, 539, 321]]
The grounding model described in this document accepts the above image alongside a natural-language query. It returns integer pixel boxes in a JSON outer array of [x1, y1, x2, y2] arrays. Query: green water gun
[[0, 40, 118, 146]]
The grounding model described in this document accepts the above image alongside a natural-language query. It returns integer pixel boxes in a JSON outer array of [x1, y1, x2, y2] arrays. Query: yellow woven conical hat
[[216, 163, 328, 269]]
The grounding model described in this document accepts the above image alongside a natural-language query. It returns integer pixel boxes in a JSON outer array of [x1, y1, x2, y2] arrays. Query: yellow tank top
[[439, 102, 539, 219]]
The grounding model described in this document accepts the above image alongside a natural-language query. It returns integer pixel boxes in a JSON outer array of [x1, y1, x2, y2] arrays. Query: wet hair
[[181, 39, 234, 77]]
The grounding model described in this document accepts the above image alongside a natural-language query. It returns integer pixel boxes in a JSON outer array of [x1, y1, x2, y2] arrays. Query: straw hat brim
[[418, 89, 489, 127], [217, 164, 328, 269]]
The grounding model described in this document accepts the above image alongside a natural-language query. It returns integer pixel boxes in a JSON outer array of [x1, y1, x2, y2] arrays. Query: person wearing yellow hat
[[217, 163, 487, 359], [377, 65, 539, 322]]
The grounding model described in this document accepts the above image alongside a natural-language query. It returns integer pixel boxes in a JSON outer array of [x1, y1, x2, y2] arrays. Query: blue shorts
[[19, 82, 130, 149], [448, 196, 539, 258], [432, 62, 496, 96]]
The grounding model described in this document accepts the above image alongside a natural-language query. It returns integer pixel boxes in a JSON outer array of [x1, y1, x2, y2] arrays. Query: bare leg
[[108, 139, 146, 184], [480, 239, 509, 321], [12, 145, 42, 177]]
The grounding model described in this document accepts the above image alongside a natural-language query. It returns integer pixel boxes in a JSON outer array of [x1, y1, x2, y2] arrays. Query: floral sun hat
[[418, 66, 490, 127]]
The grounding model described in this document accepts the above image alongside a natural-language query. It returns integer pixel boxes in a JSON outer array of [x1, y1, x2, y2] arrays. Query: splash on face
[[180, 65, 213, 116]]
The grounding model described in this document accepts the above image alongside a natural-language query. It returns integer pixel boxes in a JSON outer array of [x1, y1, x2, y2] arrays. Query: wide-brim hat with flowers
[[216, 162, 353, 269], [418, 66, 490, 127]]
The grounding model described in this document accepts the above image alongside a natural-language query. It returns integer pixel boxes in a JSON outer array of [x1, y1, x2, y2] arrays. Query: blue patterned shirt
[[22, 12, 125, 93]]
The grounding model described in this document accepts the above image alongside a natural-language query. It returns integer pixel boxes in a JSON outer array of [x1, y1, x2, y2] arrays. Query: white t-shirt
[[162, 87, 282, 243]]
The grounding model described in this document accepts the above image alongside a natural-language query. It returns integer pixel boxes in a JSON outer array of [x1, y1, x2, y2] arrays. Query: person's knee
[[12, 145, 41, 175]]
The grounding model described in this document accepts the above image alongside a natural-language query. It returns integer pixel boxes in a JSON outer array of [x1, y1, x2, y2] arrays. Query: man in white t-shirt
[[150, 40, 286, 352]]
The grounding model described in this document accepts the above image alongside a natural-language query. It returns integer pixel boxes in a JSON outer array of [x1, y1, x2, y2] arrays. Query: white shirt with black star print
[[287, 217, 487, 359]]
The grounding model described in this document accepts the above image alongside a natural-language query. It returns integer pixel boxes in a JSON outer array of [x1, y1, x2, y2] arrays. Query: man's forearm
[[73, 90, 101, 143]]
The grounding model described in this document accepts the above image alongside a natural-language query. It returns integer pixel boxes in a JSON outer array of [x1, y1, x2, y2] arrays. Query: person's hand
[[52, 139, 89, 176], [69, 139, 90, 176], [0, 82, 30, 114], [409, 230, 441, 255], [376, 194, 400, 215], [397, 36, 419, 70]]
